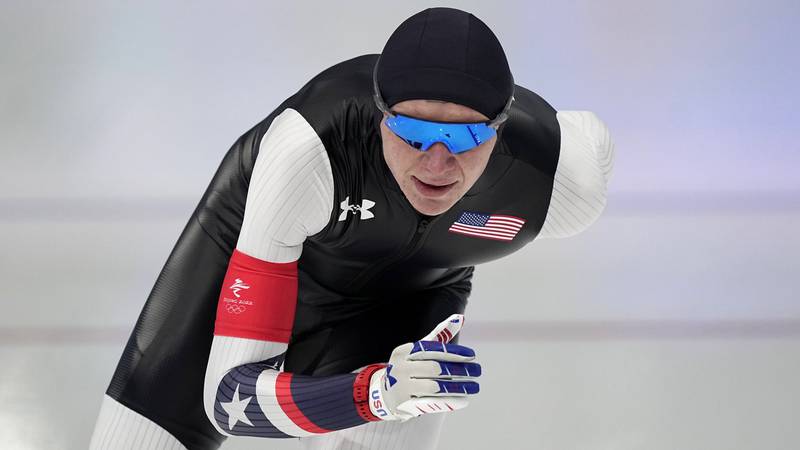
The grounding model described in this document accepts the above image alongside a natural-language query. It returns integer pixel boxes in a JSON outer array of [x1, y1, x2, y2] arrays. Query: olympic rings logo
[[226, 304, 247, 314]]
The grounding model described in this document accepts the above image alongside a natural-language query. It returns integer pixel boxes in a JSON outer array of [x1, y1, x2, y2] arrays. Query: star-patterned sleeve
[[210, 349, 385, 438], [202, 109, 386, 439]]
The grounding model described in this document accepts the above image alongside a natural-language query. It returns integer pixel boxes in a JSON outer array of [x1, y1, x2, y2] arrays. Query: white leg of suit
[[298, 413, 446, 450], [89, 395, 187, 450]]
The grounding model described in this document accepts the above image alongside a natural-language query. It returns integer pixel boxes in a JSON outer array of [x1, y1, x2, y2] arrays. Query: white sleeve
[[536, 111, 615, 240], [236, 107, 335, 262], [203, 107, 334, 436]]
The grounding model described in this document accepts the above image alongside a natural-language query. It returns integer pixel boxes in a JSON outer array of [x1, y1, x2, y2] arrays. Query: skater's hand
[[368, 314, 481, 421]]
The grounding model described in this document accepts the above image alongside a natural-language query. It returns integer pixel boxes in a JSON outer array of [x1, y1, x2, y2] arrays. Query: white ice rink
[[1, 197, 798, 450]]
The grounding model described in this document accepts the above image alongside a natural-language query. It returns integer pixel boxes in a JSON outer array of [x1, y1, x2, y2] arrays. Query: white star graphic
[[220, 383, 254, 430]]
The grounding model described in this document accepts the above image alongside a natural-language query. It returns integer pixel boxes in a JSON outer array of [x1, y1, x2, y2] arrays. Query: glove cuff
[[353, 363, 387, 422]]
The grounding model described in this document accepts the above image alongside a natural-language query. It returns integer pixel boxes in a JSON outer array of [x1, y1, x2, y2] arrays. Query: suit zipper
[[347, 217, 434, 291]]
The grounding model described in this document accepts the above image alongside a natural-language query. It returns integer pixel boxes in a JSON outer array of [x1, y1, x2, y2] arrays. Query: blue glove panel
[[410, 341, 476, 358], [435, 380, 480, 395]]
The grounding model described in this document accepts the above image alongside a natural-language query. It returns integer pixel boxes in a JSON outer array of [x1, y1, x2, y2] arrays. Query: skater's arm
[[202, 108, 386, 438], [537, 111, 615, 239]]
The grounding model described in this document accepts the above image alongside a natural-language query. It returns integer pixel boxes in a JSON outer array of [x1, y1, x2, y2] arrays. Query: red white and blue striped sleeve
[[202, 109, 384, 439]]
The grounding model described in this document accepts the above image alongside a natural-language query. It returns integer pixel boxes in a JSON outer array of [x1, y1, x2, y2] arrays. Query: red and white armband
[[214, 249, 299, 343]]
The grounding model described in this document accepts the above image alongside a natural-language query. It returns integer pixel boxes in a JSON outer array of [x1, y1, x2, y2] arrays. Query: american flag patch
[[448, 211, 526, 242]]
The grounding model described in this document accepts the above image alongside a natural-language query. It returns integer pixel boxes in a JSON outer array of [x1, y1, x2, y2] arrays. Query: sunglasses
[[373, 61, 514, 154], [383, 113, 499, 154]]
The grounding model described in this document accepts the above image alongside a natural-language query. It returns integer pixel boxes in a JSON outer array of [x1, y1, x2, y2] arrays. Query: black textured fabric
[[104, 54, 560, 449], [376, 7, 514, 118]]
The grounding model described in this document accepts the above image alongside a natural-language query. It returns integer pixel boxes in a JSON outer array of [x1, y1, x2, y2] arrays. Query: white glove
[[368, 314, 481, 421]]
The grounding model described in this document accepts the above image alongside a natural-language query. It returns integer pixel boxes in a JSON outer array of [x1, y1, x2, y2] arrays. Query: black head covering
[[375, 7, 514, 120]]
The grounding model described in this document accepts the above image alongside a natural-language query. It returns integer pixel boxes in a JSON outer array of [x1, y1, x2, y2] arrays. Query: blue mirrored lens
[[385, 114, 496, 154]]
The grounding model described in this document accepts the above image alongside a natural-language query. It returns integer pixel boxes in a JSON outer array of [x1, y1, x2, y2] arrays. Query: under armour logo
[[229, 278, 250, 298], [338, 196, 375, 221], [386, 364, 398, 388]]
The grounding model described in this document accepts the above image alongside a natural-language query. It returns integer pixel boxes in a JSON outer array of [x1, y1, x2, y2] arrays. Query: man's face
[[380, 99, 497, 216]]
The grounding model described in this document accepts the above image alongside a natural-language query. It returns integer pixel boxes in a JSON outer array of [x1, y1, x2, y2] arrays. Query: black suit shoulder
[[498, 84, 561, 178]]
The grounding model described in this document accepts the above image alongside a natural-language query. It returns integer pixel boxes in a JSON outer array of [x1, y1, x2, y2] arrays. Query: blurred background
[[1, 0, 798, 449]]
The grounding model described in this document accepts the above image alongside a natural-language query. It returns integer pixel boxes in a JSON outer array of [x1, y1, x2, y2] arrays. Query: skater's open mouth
[[412, 176, 457, 198]]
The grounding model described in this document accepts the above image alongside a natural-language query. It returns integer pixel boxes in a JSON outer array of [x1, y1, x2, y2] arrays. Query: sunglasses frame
[[383, 113, 500, 154]]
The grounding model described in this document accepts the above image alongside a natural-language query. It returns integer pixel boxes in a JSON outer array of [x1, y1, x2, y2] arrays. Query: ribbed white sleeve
[[89, 395, 187, 450], [236, 107, 335, 262], [537, 111, 615, 239]]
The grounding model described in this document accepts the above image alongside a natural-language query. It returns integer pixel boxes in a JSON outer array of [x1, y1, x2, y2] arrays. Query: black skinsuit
[[105, 54, 561, 449]]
